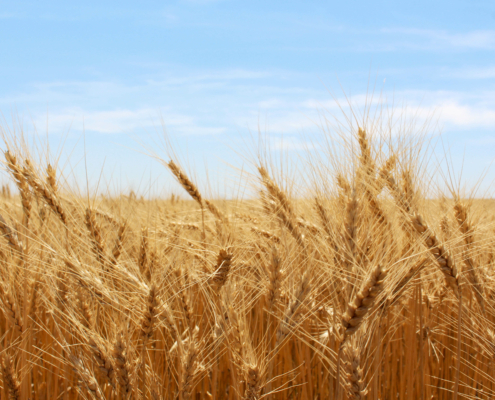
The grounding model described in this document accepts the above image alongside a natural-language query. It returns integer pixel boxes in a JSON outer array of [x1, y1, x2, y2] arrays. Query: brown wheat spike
[[69, 355, 104, 400], [1, 289, 23, 337], [160, 302, 179, 341], [276, 270, 311, 344], [343, 345, 368, 400], [0, 214, 23, 253], [140, 284, 159, 343], [138, 227, 149, 278], [211, 248, 234, 290], [314, 197, 333, 237], [205, 199, 229, 224], [361, 167, 391, 233], [1, 351, 21, 400], [251, 226, 281, 244], [167, 160, 203, 206], [93, 207, 120, 225], [401, 169, 415, 207], [88, 336, 115, 388], [337, 174, 352, 197], [180, 340, 199, 400], [383, 170, 412, 214], [258, 166, 295, 218], [274, 205, 305, 247], [77, 288, 93, 329], [235, 213, 259, 224], [454, 201, 472, 242], [85, 208, 107, 266], [343, 191, 359, 266], [112, 221, 127, 262], [439, 214, 451, 239], [55, 268, 70, 312], [4, 151, 31, 223], [377, 154, 397, 191], [112, 332, 134, 399], [243, 364, 261, 400], [259, 190, 275, 215], [410, 213, 461, 298], [169, 221, 200, 231], [342, 264, 386, 341], [24, 160, 68, 226], [297, 217, 321, 234], [46, 164, 58, 193], [357, 127, 375, 178], [265, 246, 284, 311], [454, 201, 484, 311]]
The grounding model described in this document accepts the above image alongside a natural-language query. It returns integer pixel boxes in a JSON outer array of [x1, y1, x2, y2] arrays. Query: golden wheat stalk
[[167, 160, 203, 206], [4, 151, 31, 224], [1, 351, 21, 400], [24, 160, 68, 226], [342, 264, 386, 341]]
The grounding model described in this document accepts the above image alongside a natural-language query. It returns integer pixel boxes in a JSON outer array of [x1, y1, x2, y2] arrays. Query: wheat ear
[[88, 337, 116, 388], [276, 270, 311, 345], [69, 355, 104, 400], [180, 340, 199, 400], [210, 248, 234, 290], [0, 214, 23, 253], [258, 167, 305, 246], [167, 160, 203, 206], [357, 127, 376, 178], [140, 284, 159, 344], [342, 264, 386, 342], [112, 332, 134, 399], [85, 208, 107, 266], [4, 151, 31, 224], [243, 364, 261, 400], [112, 221, 127, 262], [343, 345, 368, 400], [314, 197, 333, 237], [1, 351, 21, 400], [76, 289, 93, 329], [251, 227, 281, 244], [138, 227, 150, 280], [258, 166, 295, 217], [343, 190, 359, 266], [265, 246, 284, 311], [410, 213, 461, 298], [1, 288, 23, 337], [24, 160, 68, 226], [46, 164, 58, 192], [205, 199, 229, 224]]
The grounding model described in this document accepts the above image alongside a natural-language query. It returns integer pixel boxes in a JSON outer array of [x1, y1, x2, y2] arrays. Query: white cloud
[[430, 101, 495, 128], [31, 107, 227, 136], [445, 66, 495, 80], [3, 68, 495, 143], [381, 28, 495, 50]]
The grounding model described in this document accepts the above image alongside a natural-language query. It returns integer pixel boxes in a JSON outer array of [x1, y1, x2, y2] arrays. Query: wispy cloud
[[444, 66, 495, 79], [31, 107, 226, 136], [2, 68, 495, 141], [381, 28, 495, 50]]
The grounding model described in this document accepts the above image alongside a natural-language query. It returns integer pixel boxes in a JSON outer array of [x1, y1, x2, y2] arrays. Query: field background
[[0, 128, 493, 400]]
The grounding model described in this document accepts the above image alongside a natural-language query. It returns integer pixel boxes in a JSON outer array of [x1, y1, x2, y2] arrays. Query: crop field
[[0, 127, 493, 400]]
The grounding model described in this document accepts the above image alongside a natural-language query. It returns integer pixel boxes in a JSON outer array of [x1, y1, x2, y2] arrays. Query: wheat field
[[0, 126, 493, 400]]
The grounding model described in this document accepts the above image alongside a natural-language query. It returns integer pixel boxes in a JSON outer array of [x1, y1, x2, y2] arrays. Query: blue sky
[[1, 1, 494, 197]]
